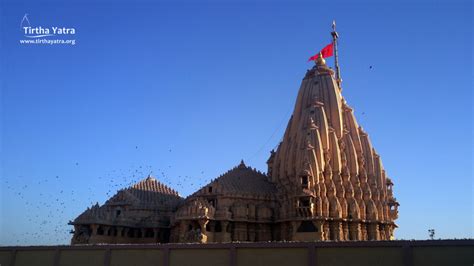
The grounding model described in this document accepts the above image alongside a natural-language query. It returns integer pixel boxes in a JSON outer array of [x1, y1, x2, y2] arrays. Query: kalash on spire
[[267, 21, 399, 241], [70, 22, 399, 245]]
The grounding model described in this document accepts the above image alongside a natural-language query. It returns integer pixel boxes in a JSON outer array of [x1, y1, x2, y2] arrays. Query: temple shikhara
[[70, 23, 399, 244]]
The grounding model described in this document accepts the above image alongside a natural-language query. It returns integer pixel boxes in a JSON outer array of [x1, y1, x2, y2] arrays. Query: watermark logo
[[19, 14, 77, 46]]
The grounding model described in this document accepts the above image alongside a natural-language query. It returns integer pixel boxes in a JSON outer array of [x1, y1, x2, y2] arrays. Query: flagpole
[[331, 20, 342, 88]]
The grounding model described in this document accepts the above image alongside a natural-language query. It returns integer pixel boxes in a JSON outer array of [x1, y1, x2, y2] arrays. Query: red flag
[[308, 43, 334, 61]]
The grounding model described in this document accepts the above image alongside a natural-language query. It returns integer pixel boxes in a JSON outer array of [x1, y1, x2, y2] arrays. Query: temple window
[[145, 229, 154, 238], [215, 221, 222, 232], [116, 210, 121, 217], [208, 186, 213, 193], [299, 198, 310, 207], [297, 221, 317, 232], [301, 176, 309, 189], [109, 227, 117, 236], [97, 226, 104, 235], [208, 199, 216, 207]]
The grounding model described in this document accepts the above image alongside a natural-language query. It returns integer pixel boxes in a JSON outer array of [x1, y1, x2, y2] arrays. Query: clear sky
[[0, 0, 472, 245]]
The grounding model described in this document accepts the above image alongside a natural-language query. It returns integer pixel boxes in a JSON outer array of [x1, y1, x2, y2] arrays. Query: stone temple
[[70, 29, 399, 244]]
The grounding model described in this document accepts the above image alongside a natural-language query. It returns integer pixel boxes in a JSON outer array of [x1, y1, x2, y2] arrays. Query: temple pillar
[[256, 224, 269, 241], [384, 225, 392, 240], [221, 221, 231, 242], [116, 226, 123, 237], [368, 223, 379, 240], [280, 223, 287, 240], [322, 221, 330, 240], [378, 225, 386, 240], [123, 228, 130, 239], [360, 223, 368, 240], [329, 221, 342, 240], [315, 198, 323, 217], [90, 224, 98, 235], [290, 221, 299, 241], [349, 222, 361, 240], [314, 220, 324, 240], [179, 221, 188, 242], [235, 222, 247, 241], [247, 223, 256, 242], [104, 226, 111, 236], [342, 221, 349, 241]]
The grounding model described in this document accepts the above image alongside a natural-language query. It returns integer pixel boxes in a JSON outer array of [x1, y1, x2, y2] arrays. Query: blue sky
[[0, 0, 472, 245]]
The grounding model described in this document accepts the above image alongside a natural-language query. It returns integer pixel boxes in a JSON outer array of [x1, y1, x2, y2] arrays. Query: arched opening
[[127, 228, 134, 238], [301, 176, 309, 189], [97, 226, 104, 235], [297, 221, 317, 232], [208, 199, 216, 207], [145, 229, 154, 238], [187, 220, 201, 231], [109, 227, 117, 236], [299, 198, 310, 207], [215, 221, 222, 232]]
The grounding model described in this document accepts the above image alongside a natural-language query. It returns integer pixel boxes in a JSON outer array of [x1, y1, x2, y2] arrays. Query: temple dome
[[71, 176, 183, 228], [190, 161, 277, 197]]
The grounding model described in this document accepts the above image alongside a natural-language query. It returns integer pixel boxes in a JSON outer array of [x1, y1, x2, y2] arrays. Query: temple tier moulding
[[70, 24, 399, 244]]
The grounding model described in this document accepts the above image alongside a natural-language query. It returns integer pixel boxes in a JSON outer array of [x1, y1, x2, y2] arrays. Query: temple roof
[[190, 160, 277, 198], [132, 175, 179, 195], [105, 175, 182, 207], [71, 176, 183, 226]]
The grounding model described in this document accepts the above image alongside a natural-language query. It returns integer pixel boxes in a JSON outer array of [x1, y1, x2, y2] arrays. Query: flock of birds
[[2, 147, 214, 246]]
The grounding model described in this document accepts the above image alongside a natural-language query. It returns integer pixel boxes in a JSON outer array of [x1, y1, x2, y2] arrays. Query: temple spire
[[331, 20, 342, 87]]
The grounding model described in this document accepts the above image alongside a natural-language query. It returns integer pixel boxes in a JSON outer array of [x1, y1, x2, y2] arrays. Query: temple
[[265, 54, 399, 241], [70, 26, 399, 244], [70, 177, 182, 244]]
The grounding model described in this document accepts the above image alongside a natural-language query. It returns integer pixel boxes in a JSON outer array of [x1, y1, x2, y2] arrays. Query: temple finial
[[316, 52, 326, 66], [331, 20, 342, 88]]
